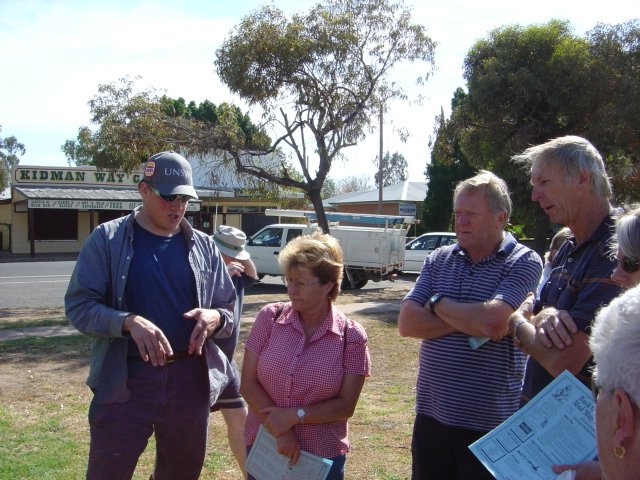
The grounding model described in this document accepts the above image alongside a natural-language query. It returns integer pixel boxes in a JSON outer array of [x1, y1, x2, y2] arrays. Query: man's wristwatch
[[511, 317, 528, 339], [429, 293, 445, 315], [296, 407, 306, 424]]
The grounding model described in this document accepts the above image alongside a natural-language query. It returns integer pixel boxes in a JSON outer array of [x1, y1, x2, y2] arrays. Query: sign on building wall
[[14, 166, 143, 187], [27, 199, 200, 211], [399, 203, 417, 217]]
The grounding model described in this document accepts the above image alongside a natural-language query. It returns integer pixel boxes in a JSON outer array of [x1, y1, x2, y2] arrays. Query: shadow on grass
[[0, 335, 90, 371], [351, 307, 401, 326]]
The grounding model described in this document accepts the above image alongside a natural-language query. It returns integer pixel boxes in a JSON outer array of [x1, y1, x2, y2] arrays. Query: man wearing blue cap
[[66, 151, 237, 480]]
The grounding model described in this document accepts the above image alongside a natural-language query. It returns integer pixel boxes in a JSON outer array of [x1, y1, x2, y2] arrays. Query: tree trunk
[[308, 190, 330, 233]]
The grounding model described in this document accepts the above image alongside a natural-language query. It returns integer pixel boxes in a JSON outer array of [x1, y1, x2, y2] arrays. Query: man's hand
[[536, 309, 578, 350], [276, 430, 301, 467], [516, 293, 535, 320], [123, 314, 173, 366], [552, 460, 601, 480], [183, 308, 221, 355]]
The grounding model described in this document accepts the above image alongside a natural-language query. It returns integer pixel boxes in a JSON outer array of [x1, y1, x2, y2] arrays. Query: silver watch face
[[297, 407, 305, 419]]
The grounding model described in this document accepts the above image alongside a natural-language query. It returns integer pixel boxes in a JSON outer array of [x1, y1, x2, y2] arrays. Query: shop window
[[98, 211, 129, 224], [31, 209, 78, 240]]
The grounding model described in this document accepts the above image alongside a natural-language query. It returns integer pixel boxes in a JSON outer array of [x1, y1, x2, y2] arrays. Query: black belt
[[128, 351, 194, 364], [164, 351, 193, 364]]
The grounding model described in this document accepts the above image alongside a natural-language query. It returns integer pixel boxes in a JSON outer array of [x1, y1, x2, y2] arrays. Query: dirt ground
[[0, 279, 416, 479]]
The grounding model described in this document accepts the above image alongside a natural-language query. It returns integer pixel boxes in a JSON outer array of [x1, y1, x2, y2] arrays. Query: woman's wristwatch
[[296, 407, 306, 424]]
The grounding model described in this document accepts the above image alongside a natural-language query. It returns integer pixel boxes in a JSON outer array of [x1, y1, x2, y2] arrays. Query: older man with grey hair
[[508, 135, 621, 404]]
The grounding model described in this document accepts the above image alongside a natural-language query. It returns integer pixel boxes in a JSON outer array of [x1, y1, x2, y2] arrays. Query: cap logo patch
[[144, 161, 156, 177]]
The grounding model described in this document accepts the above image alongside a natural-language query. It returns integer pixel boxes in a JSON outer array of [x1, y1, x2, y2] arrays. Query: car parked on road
[[403, 232, 457, 272]]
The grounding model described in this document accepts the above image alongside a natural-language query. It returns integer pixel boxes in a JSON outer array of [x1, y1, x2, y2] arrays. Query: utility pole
[[378, 103, 384, 214]]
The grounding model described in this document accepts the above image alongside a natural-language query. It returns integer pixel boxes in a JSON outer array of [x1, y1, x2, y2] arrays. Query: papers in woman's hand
[[246, 425, 333, 480]]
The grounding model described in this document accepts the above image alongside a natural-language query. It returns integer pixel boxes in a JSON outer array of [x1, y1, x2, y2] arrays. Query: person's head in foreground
[[611, 207, 640, 290], [278, 231, 344, 306], [590, 285, 640, 480], [546, 227, 572, 264]]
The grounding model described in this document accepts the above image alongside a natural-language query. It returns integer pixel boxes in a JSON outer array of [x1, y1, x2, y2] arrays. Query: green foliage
[[374, 151, 408, 186], [434, 19, 640, 249], [461, 20, 590, 164], [0, 125, 26, 191], [422, 102, 475, 232], [505, 223, 526, 240], [215, 0, 435, 231], [321, 177, 338, 199], [456, 21, 588, 246], [583, 20, 640, 203], [63, 77, 271, 172]]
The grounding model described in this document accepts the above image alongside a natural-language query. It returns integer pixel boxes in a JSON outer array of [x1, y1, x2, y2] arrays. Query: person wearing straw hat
[[212, 225, 258, 477]]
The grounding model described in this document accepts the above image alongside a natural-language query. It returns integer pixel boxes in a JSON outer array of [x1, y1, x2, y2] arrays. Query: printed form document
[[246, 425, 333, 480], [469, 370, 597, 479]]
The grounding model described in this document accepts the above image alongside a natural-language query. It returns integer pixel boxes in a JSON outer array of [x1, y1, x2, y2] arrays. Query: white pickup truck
[[245, 209, 413, 289]]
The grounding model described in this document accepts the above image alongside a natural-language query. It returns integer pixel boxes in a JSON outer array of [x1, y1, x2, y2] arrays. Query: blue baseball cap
[[142, 151, 198, 199]]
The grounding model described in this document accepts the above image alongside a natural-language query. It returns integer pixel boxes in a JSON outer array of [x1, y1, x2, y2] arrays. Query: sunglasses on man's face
[[615, 255, 640, 274], [147, 184, 191, 203]]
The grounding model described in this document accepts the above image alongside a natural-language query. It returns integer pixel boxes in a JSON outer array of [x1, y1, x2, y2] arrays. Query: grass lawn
[[0, 285, 418, 479]]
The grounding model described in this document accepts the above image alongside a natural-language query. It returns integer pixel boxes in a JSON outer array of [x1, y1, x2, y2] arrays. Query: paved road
[[0, 261, 76, 308], [0, 261, 417, 310]]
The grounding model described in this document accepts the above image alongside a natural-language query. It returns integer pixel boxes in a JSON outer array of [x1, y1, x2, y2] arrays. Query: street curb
[[0, 302, 401, 342], [0, 325, 79, 342]]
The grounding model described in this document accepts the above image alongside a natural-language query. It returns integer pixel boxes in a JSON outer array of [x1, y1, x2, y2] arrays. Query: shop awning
[[13, 187, 201, 211]]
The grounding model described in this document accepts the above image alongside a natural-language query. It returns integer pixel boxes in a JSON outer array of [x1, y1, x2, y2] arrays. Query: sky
[[1, 0, 637, 184]]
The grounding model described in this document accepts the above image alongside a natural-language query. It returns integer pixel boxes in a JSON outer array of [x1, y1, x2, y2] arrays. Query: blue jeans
[[87, 356, 210, 480], [246, 445, 346, 480]]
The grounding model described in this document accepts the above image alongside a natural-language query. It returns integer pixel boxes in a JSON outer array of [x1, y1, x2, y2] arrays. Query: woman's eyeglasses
[[282, 277, 320, 290], [615, 255, 640, 273], [147, 183, 191, 203]]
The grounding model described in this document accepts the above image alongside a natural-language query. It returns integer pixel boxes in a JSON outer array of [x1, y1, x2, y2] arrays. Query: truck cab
[[246, 209, 415, 290], [246, 224, 306, 276]]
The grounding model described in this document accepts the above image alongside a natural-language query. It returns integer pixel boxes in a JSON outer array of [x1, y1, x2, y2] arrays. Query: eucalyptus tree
[[215, 0, 436, 231], [423, 99, 474, 232], [0, 125, 25, 191], [374, 152, 408, 187], [584, 19, 640, 203], [445, 21, 600, 250], [451, 19, 640, 249], [62, 77, 272, 190]]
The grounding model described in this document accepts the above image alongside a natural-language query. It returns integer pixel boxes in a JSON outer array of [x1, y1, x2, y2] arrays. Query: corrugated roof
[[324, 181, 427, 204], [14, 186, 142, 200], [13, 186, 208, 202]]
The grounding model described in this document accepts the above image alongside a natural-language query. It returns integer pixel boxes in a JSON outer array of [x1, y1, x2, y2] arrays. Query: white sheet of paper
[[469, 370, 596, 480], [246, 425, 333, 480]]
